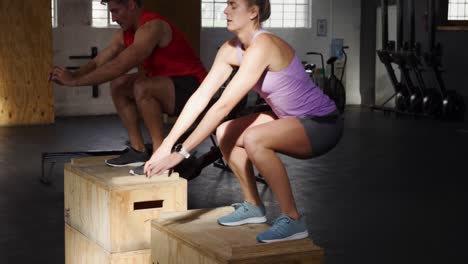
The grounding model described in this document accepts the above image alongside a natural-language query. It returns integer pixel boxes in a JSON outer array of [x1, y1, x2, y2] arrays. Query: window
[[51, 0, 57, 28], [202, 0, 227, 27], [201, 0, 311, 28], [438, 0, 468, 26], [263, 0, 310, 28], [92, 0, 118, 28], [448, 0, 468, 20]]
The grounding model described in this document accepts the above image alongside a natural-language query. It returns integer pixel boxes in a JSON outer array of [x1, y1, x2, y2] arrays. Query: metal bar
[[382, 0, 388, 49], [69, 55, 93, 59], [409, 0, 415, 45], [396, 0, 404, 51]]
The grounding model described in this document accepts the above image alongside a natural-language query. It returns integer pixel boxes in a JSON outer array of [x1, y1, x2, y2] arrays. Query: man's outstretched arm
[[71, 32, 125, 78], [50, 30, 123, 82], [52, 19, 166, 86]]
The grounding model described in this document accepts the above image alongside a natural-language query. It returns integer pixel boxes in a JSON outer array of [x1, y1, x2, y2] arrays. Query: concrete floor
[[0, 106, 467, 264]]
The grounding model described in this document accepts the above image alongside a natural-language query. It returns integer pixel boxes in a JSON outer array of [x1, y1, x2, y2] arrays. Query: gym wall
[[53, 0, 117, 116], [143, 0, 201, 55], [0, 0, 54, 126], [330, 0, 362, 106]]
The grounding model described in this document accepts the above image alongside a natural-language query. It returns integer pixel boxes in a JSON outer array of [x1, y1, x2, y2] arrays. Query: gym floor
[[0, 106, 467, 264]]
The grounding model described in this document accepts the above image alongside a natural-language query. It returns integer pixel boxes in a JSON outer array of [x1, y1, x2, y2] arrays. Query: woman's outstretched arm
[[145, 38, 272, 177]]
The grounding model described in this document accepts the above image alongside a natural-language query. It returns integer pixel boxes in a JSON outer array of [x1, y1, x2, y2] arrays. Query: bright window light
[[52, 0, 57, 28], [92, 0, 119, 28], [201, 0, 311, 28], [448, 0, 468, 20]]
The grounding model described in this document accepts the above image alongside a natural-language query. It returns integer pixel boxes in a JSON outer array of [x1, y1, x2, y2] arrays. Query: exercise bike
[[306, 46, 348, 113]]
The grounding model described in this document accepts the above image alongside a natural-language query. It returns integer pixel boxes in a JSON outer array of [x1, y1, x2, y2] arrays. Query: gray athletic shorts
[[172, 76, 200, 116], [299, 110, 344, 158]]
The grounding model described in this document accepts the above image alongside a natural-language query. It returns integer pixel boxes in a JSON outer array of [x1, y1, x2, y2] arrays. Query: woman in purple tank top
[[144, 0, 343, 243]]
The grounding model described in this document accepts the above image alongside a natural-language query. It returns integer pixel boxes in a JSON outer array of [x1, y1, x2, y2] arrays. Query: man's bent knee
[[133, 77, 169, 102], [110, 74, 136, 98], [133, 77, 152, 101], [133, 76, 176, 115]]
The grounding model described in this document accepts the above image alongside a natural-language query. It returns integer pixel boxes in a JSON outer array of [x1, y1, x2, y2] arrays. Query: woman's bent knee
[[216, 121, 230, 142], [243, 128, 263, 156]]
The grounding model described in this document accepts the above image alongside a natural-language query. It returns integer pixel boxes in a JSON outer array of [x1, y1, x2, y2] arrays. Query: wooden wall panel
[[143, 0, 201, 54], [0, 0, 54, 126]]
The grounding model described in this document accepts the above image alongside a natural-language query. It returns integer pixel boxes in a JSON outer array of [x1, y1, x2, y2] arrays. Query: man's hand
[[50, 67, 78, 86]]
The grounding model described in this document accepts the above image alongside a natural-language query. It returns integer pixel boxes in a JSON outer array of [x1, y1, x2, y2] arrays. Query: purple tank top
[[237, 30, 336, 118]]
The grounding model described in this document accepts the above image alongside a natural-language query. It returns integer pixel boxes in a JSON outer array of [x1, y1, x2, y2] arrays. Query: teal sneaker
[[218, 201, 267, 226], [256, 215, 309, 243]]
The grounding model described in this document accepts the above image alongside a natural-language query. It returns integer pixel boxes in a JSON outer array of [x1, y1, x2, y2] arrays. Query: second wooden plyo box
[[151, 207, 324, 264]]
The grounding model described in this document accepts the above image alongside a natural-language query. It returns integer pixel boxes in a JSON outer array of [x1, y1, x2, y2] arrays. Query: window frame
[[91, 0, 119, 28], [51, 0, 58, 28], [201, 0, 312, 29], [438, 0, 468, 26]]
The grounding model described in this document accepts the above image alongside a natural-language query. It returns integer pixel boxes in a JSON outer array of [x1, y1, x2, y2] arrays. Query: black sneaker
[[129, 154, 199, 177], [129, 164, 171, 176], [105, 147, 150, 167], [129, 164, 145, 176]]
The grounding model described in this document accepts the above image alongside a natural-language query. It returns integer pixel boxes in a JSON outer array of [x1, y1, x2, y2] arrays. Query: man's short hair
[[101, 0, 142, 8]]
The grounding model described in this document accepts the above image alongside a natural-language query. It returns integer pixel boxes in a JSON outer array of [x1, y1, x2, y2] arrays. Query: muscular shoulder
[[134, 19, 172, 48], [248, 33, 294, 70], [111, 29, 125, 47], [220, 38, 238, 53], [137, 19, 170, 37], [217, 38, 240, 66], [250, 33, 282, 53]]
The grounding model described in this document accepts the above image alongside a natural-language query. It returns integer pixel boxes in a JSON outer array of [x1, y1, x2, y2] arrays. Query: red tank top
[[123, 11, 207, 83]]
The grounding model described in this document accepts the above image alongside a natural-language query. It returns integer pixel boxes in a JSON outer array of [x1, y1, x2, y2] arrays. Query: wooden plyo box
[[64, 156, 187, 254], [151, 207, 324, 264], [65, 223, 151, 264]]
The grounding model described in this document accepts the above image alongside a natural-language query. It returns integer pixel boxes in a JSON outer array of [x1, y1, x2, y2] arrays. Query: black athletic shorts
[[299, 110, 344, 157], [171, 76, 200, 116]]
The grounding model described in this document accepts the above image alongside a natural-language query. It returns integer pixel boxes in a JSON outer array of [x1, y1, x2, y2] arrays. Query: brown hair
[[246, 0, 271, 23], [100, 0, 142, 8]]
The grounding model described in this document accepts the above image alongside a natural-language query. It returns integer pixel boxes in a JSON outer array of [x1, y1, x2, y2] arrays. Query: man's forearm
[[74, 59, 129, 86], [71, 60, 97, 78]]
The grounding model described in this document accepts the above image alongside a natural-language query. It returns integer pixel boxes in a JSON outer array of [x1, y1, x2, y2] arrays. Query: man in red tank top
[[50, 0, 207, 169]]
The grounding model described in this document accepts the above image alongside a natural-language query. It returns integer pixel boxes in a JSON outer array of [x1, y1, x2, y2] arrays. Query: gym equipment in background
[[304, 62, 317, 83], [405, 0, 441, 116], [372, 0, 414, 114], [372, 0, 465, 120], [424, 0, 465, 120], [306, 45, 348, 113]]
